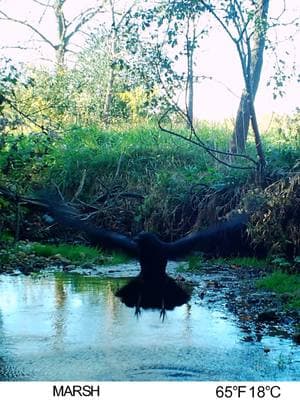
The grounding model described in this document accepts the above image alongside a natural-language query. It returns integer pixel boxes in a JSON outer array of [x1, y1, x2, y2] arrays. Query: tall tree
[[101, 0, 138, 125], [184, 12, 209, 127], [231, 0, 270, 153], [199, 0, 268, 181], [134, 0, 208, 125], [0, 0, 104, 68], [185, 14, 198, 126]]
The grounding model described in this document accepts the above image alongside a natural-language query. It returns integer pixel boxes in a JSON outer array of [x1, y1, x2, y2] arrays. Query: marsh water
[[0, 267, 299, 381]]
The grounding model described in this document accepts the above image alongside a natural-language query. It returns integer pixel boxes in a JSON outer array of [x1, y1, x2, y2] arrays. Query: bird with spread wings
[[44, 199, 249, 279]]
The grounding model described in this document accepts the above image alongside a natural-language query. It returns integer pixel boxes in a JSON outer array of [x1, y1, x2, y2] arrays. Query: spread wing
[[43, 198, 139, 257], [164, 214, 249, 259]]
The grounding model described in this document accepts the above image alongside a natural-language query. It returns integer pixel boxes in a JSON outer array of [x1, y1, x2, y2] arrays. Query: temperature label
[[216, 385, 281, 399]]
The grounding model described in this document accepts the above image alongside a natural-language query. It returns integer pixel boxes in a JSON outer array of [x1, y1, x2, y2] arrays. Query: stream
[[0, 264, 299, 381]]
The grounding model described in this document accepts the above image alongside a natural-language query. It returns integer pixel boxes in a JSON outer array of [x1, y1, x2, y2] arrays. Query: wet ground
[[0, 262, 299, 381]]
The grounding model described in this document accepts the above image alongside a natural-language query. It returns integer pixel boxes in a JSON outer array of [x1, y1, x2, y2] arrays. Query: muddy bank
[[181, 264, 300, 345]]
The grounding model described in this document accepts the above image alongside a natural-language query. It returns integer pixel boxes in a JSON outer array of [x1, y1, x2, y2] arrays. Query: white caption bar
[[0, 381, 299, 400]]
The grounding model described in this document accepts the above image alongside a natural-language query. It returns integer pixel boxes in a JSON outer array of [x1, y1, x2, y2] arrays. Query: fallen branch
[[0, 186, 46, 208]]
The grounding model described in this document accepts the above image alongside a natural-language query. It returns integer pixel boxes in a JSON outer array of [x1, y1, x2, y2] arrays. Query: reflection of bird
[[44, 199, 249, 278], [115, 274, 191, 319]]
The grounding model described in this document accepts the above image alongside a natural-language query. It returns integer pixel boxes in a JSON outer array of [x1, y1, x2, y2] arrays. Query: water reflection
[[116, 275, 191, 318], [0, 272, 299, 381]]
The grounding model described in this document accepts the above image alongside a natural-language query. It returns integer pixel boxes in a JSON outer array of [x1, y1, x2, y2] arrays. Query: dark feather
[[165, 213, 249, 259], [42, 196, 249, 267], [43, 198, 138, 257]]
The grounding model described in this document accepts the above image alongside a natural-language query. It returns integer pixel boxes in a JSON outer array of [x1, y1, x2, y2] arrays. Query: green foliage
[[0, 249, 12, 265], [0, 239, 131, 271], [44, 124, 209, 194], [177, 254, 204, 273], [0, 231, 14, 243], [0, 59, 33, 132], [258, 271, 299, 293], [11, 67, 85, 128], [0, 131, 54, 191], [256, 271, 300, 309], [270, 256, 292, 269], [1, 114, 299, 253], [248, 175, 300, 257], [0, 59, 21, 108], [29, 242, 129, 265], [30, 243, 101, 263], [7, 45, 163, 128], [263, 110, 300, 173], [178, 256, 268, 273]]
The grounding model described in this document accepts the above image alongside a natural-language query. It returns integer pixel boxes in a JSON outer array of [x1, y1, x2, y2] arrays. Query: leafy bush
[[249, 175, 300, 257]]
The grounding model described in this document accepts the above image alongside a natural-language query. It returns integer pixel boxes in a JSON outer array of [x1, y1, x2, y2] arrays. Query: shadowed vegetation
[[256, 271, 300, 309]]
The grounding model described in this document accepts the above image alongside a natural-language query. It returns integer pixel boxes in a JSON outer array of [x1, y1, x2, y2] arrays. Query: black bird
[[44, 199, 249, 279], [43, 200, 249, 315]]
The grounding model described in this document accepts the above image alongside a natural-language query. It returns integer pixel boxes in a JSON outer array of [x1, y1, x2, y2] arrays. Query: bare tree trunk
[[102, 0, 118, 126], [249, 99, 266, 184], [53, 0, 66, 69], [231, 91, 249, 153], [54, 0, 67, 68], [186, 16, 196, 127], [55, 45, 66, 68], [103, 67, 116, 126], [231, 0, 270, 153], [187, 51, 194, 125]]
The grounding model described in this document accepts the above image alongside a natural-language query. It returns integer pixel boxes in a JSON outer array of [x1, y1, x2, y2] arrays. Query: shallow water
[[0, 271, 299, 381]]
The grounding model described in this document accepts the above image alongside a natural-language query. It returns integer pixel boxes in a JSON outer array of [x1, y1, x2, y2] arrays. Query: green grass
[[44, 123, 252, 198], [177, 256, 267, 273], [30, 242, 131, 265], [31, 243, 101, 263], [256, 271, 300, 310], [3, 118, 299, 198], [212, 257, 267, 268], [106, 251, 131, 265], [177, 254, 205, 273], [0, 232, 15, 244]]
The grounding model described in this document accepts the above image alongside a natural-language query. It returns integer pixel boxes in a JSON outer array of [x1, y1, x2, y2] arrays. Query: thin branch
[[66, 6, 97, 28], [3, 95, 48, 132], [116, 1, 139, 29], [0, 186, 50, 208], [0, 45, 37, 51], [269, 16, 300, 28], [36, 0, 52, 25], [65, 6, 104, 42], [71, 169, 87, 202], [204, 76, 240, 98], [155, 39, 255, 162], [182, 107, 257, 164], [232, 0, 245, 40], [158, 109, 255, 170], [272, 0, 286, 21], [0, 10, 56, 50], [153, 54, 256, 166], [32, 0, 52, 8], [198, 0, 237, 44]]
